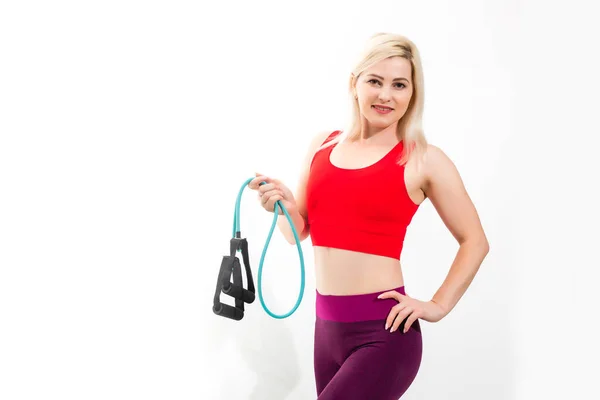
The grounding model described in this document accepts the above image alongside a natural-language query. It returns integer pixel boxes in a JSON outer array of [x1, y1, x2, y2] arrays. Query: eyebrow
[[366, 74, 410, 83]]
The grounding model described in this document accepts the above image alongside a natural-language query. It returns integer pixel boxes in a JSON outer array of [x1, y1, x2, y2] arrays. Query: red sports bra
[[305, 131, 420, 260]]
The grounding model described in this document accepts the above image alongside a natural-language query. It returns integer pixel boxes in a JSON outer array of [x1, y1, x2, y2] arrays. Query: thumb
[[254, 172, 269, 187]]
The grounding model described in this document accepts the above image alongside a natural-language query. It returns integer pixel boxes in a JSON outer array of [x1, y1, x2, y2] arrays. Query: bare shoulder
[[421, 143, 488, 245], [309, 130, 337, 154], [299, 130, 336, 168], [422, 144, 460, 189], [424, 143, 453, 168]]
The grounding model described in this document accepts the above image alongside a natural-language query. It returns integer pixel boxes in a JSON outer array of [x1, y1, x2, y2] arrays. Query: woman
[[249, 33, 489, 399]]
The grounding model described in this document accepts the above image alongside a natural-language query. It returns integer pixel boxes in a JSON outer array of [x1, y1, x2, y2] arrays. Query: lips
[[372, 105, 394, 114]]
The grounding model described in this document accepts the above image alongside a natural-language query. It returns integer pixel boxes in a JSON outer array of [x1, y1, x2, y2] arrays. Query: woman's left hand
[[378, 290, 447, 333]]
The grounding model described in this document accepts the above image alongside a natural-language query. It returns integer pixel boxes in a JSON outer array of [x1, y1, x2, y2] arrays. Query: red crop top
[[305, 130, 420, 260]]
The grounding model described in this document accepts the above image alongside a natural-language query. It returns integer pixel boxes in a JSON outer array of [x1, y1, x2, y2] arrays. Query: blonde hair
[[320, 32, 427, 167]]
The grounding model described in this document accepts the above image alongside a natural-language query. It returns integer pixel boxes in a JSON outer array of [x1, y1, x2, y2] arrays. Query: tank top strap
[[384, 139, 405, 167], [322, 130, 342, 146]]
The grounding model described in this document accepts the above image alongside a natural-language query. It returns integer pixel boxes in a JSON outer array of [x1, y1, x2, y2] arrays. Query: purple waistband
[[316, 286, 406, 323]]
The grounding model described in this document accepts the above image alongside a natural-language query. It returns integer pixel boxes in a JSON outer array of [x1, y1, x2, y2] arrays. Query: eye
[[367, 79, 381, 86], [394, 83, 406, 89]]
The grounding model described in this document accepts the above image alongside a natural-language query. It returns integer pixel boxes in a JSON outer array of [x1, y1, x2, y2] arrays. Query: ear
[[349, 74, 358, 98]]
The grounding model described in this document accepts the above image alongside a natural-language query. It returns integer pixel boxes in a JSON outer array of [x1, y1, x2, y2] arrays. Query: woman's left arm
[[379, 144, 490, 333], [423, 144, 490, 316]]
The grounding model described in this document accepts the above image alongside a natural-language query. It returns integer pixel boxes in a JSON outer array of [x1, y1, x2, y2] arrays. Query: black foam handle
[[222, 282, 255, 304], [213, 302, 244, 321]]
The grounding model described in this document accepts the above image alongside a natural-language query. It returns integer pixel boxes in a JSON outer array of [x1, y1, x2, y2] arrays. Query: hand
[[248, 172, 297, 215], [377, 290, 447, 333]]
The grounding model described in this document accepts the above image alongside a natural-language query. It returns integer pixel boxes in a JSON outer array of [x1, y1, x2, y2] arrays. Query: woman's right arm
[[276, 130, 333, 244]]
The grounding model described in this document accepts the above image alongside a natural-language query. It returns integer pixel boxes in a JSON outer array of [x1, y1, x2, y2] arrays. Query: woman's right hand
[[248, 172, 297, 215]]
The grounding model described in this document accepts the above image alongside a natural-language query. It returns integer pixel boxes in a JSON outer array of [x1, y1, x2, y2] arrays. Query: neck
[[357, 123, 399, 145]]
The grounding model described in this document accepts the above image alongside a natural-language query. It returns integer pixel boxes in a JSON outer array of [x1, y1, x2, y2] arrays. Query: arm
[[276, 130, 333, 245], [423, 145, 490, 316]]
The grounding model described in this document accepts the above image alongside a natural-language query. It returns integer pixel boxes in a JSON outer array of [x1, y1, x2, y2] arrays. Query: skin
[[249, 56, 489, 333]]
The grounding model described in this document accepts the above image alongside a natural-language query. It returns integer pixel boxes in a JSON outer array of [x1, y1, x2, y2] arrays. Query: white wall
[[1, 0, 598, 399]]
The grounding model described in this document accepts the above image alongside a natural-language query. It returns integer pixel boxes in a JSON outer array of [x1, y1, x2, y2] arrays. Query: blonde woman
[[249, 33, 489, 399]]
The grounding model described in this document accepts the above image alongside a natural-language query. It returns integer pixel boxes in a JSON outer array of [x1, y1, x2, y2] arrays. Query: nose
[[378, 86, 392, 102]]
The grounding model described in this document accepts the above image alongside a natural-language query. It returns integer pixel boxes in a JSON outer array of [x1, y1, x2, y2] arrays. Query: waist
[[316, 286, 406, 322], [313, 246, 404, 295]]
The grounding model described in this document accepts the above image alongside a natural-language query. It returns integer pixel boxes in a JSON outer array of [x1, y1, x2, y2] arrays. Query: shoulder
[[405, 143, 450, 175], [310, 130, 340, 149], [304, 130, 340, 161], [423, 144, 451, 166], [422, 143, 462, 192]]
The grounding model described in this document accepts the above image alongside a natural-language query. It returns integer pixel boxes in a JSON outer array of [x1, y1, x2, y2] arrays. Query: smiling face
[[353, 56, 414, 131]]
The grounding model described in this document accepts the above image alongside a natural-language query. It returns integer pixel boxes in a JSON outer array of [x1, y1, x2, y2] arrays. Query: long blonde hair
[[320, 32, 428, 167]]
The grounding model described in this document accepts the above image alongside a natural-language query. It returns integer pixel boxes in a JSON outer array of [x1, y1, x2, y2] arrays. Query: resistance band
[[212, 177, 305, 320]]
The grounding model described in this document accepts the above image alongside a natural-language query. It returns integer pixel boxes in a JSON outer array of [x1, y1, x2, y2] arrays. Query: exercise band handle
[[213, 302, 244, 321], [222, 281, 256, 304]]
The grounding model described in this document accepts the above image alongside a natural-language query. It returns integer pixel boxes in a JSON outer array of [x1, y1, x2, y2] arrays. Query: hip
[[314, 285, 423, 359]]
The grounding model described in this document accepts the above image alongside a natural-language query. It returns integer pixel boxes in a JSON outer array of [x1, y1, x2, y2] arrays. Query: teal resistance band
[[212, 177, 305, 320]]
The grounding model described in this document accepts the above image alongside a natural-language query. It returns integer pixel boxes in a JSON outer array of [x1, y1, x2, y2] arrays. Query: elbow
[[477, 237, 490, 258], [461, 235, 489, 255], [481, 232, 490, 254], [288, 228, 310, 245]]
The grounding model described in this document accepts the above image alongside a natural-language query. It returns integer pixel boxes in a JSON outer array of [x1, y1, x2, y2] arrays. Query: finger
[[260, 191, 274, 205], [249, 175, 273, 189], [268, 190, 285, 202], [377, 290, 403, 301], [385, 302, 407, 330], [390, 309, 411, 333], [256, 172, 281, 185], [261, 189, 283, 205], [250, 178, 269, 189], [263, 188, 283, 197], [403, 312, 419, 333], [390, 307, 413, 333], [258, 183, 277, 195], [266, 195, 283, 211]]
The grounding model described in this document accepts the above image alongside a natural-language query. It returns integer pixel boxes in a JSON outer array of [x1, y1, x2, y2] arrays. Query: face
[[353, 56, 413, 130]]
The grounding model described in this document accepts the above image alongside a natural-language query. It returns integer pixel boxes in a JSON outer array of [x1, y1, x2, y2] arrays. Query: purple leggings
[[314, 286, 423, 399]]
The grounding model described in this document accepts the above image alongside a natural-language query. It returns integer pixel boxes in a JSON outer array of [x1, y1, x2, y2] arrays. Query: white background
[[1, 1, 598, 399]]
